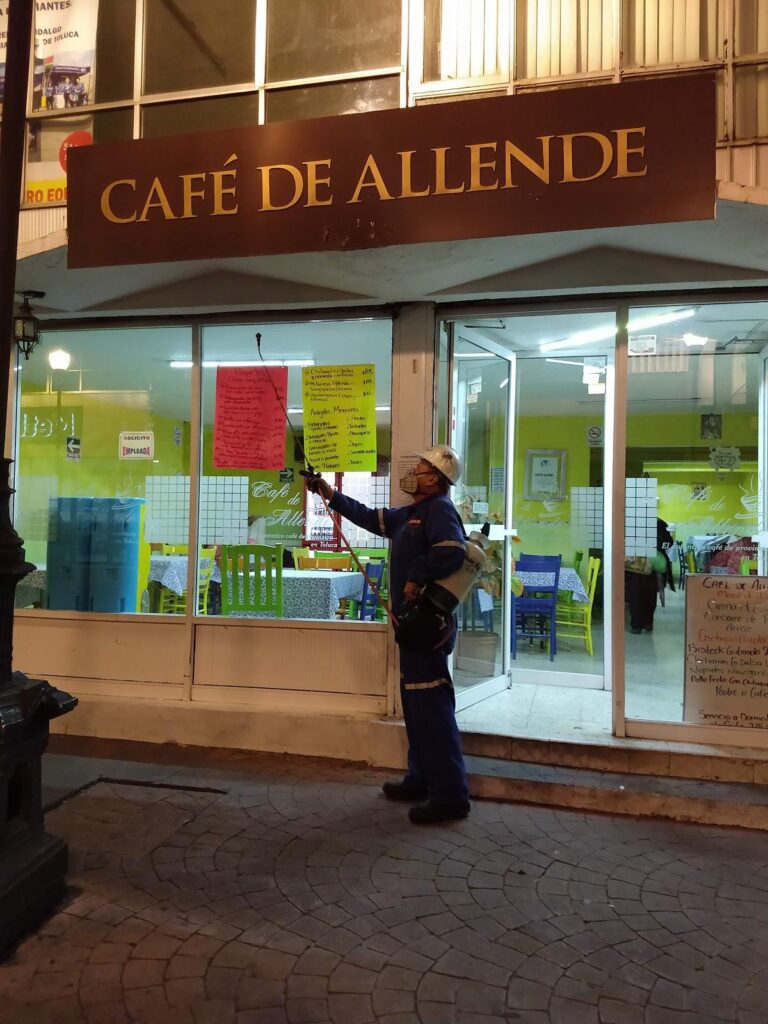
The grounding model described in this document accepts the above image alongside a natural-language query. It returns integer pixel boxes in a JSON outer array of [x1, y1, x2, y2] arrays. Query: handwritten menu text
[[684, 574, 768, 729], [213, 366, 287, 469], [302, 364, 377, 472]]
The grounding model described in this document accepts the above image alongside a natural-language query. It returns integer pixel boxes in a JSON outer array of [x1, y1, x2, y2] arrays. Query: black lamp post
[[0, 0, 77, 957]]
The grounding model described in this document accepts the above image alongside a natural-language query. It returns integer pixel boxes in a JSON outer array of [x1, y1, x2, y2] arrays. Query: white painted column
[[386, 302, 436, 720]]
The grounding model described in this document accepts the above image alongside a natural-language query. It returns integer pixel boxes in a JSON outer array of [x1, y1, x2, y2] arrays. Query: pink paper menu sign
[[213, 366, 288, 469]]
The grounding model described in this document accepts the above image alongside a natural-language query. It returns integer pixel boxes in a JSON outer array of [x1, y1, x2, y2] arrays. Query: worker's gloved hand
[[403, 581, 422, 603], [301, 470, 333, 500]]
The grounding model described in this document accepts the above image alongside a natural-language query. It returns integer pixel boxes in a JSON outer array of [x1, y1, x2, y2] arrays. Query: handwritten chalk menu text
[[684, 574, 768, 729], [302, 364, 377, 472], [213, 367, 287, 470]]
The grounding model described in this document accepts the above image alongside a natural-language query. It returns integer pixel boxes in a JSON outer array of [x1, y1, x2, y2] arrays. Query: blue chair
[[357, 558, 386, 621], [512, 553, 562, 662]]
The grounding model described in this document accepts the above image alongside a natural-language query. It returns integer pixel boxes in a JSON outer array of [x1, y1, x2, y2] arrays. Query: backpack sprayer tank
[[422, 522, 491, 613]]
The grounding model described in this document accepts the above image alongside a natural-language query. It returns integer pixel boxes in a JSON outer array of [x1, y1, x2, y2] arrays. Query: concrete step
[[461, 729, 768, 784], [465, 753, 768, 829]]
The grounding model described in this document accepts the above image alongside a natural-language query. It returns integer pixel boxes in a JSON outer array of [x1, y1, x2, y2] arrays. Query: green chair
[[221, 544, 283, 617]]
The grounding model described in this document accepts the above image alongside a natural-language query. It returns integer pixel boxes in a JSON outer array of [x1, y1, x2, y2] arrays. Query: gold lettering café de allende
[[99, 127, 649, 225]]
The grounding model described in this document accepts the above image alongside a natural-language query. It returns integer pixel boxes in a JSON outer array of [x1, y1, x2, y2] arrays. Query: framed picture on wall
[[700, 413, 722, 439], [524, 449, 567, 501]]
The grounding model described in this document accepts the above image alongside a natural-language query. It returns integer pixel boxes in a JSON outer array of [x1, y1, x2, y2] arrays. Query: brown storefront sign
[[67, 75, 715, 269]]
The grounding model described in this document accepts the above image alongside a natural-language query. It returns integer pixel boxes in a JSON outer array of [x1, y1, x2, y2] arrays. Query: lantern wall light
[[13, 290, 45, 360]]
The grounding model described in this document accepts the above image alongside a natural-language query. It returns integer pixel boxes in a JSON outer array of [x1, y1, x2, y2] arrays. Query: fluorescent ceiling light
[[540, 324, 616, 353], [545, 358, 587, 368], [170, 359, 315, 368], [48, 348, 70, 370], [682, 333, 708, 347], [499, 378, 509, 389], [539, 309, 696, 353]]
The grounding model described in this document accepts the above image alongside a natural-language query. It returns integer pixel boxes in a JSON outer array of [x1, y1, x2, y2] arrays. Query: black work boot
[[408, 799, 471, 825], [382, 778, 428, 802]]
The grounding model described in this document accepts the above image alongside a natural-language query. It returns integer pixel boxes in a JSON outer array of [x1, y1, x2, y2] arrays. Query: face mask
[[400, 471, 432, 495]]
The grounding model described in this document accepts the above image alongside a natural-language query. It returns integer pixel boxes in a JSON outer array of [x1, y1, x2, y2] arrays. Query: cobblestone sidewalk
[[2, 751, 768, 1024]]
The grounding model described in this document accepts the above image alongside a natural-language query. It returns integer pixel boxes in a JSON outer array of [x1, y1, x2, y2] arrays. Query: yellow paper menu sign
[[302, 364, 377, 472]]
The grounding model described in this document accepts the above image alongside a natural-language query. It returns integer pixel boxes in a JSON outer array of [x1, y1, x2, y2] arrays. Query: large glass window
[[31, 0, 136, 111], [143, 0, 256, 95], [142, 94, 261, 139], [266, 0, 401, 82], [423, 0, 510, 83], [25, 110, 133, 206], [516, 0, 614, 79], [198, 319, 392, 622], [623, 0, 722, 67], [623, 302, 765, 724], [14, 327, 193, 615], [735, 2, 768, 57], [734, 64, 768, 140], [266, 77, 400, 123]]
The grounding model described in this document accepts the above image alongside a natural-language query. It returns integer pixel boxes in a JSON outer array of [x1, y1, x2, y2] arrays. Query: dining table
[[227, 568, 365, 620], [516, 567, 589, 603], [150, 556, 365, 620]]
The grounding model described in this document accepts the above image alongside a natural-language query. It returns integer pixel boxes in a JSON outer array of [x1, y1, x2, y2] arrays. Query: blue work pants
[[398, 626, 468, 803]]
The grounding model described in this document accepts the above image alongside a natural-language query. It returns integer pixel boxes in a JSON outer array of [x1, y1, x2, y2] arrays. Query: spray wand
[[255, 333, 396, 627]]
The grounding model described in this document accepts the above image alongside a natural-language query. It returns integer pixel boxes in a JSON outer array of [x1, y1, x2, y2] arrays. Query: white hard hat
[[416, 444, 462, 484]]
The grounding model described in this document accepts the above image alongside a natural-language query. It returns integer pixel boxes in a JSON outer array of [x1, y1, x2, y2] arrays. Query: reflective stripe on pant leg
[[399, 637, 468, 803]]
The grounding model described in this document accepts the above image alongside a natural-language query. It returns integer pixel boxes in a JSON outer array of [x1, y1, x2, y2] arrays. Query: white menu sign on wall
[[684, 574, 768, 729]]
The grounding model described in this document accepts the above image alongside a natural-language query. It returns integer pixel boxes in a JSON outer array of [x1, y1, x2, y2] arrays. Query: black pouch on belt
[[394, 598, 453, 653]]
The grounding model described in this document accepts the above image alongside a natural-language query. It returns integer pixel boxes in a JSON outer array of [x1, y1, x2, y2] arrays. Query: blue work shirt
[[328, 491, 466, 616]]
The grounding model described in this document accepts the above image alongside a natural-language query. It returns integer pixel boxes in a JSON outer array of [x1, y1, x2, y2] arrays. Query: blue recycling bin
[[46, 497, 92, 611], [46, 497, 144, 613], [89, 498, 143, 613]]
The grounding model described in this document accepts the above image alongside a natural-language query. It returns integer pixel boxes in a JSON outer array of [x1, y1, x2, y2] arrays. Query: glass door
[[441, 310, 615, 719], [443, 328, 514, 711]]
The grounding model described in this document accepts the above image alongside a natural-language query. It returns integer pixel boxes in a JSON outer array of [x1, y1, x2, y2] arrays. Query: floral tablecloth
[[227, 569, 364, 620], [517, 568, 588, 603], [149, 555, 217, 596]]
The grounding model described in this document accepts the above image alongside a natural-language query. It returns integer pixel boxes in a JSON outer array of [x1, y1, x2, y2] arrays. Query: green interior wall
[[17, 385, 190, 564]]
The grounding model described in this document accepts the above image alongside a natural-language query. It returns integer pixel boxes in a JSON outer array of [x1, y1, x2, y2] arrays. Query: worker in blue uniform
[[305, 446, 471, 824]]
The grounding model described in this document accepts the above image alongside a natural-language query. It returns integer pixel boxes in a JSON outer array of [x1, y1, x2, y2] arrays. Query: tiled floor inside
[[456, 588, 687, 742]]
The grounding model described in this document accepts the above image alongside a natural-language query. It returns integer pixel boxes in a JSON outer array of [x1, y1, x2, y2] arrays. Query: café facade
[[12, 30, 768, 765]]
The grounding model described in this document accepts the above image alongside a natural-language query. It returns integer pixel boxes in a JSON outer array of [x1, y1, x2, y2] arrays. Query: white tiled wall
[[625, 478, 658, 556], [339, 473, 389, 548], [571, 486, 603, 547], [145, 475, 248, 545]]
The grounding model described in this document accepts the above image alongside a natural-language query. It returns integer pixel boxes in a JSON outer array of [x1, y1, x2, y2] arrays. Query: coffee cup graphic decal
[[735, 477, 759, 520]]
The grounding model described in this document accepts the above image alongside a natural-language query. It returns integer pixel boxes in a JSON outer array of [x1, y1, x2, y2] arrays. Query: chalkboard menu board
[[684, 574, 768, 729]]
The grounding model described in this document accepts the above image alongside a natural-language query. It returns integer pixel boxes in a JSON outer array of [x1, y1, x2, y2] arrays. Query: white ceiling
[[25, 318, 394, 424], [452, 300, 768, 415], [15, 199, 768, 317], [24, 300, 768, 422]]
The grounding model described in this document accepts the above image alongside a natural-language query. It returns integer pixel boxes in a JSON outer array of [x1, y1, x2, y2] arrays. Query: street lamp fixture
[[13, 289, 45, 360]]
